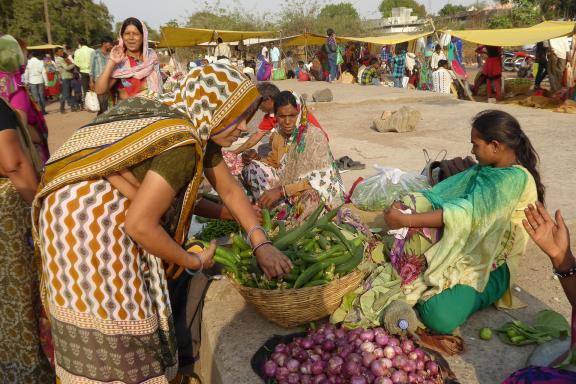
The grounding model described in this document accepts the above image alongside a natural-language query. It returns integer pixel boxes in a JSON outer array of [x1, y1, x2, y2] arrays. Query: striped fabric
[[39, 179, 177, 383]]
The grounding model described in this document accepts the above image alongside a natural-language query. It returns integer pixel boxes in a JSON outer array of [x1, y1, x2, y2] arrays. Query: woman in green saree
[[335, 110, 545, 334]]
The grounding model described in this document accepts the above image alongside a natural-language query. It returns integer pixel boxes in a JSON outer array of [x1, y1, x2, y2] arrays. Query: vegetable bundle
[[263, 323, 442, 384], [195, 218, 239, 242], [208, 204, 368, 289], [495, 310, 571, 346]]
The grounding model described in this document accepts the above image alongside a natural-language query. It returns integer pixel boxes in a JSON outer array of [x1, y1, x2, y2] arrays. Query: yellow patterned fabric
[[32, 64, 259, 383]]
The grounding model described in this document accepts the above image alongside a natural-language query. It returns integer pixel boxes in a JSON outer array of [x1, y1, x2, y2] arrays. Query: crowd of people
[[1, 14, 576, 384]]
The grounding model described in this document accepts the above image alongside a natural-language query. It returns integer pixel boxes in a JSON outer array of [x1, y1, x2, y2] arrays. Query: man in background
[[55, 47, 78, 113], [270, 42, 280, 69], [214, 37, 232, 60], [73, 37, 94, 100], [90, 36, 113, 114], [432, 59, 454, 94], [24, 51, 48, 114]]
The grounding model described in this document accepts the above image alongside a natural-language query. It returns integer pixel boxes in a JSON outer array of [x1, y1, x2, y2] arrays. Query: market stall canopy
[[442, 21, 575, 47], [281, 31, 433, 47], [160, 27, 277, 47], [27, 44, 64, 50]]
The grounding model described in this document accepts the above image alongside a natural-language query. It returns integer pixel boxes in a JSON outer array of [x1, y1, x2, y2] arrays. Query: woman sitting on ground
[[242, 91, 344, 224], [336, 110, 544, 334], [95, 17, 162, 100]]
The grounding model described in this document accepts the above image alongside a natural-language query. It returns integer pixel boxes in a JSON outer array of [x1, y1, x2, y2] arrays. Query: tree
[[277, 0, 323, 36], [489, 0, 541, 28], [316, 3, 364, 36], [378, 0, 427, 18], [186, 1, 272, 31], [2, 0, 113, 47], [438, 3, 468, 16]]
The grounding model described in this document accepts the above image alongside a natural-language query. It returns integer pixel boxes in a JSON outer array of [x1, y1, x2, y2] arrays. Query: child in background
[[71, 70, 83, 112]]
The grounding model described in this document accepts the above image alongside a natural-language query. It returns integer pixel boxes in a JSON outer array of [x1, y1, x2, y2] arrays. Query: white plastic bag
[[350, 166, 429, 211], [84, 91, 100, 112]]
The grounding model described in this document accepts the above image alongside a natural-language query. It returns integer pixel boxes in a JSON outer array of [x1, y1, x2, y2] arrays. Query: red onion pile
[[263, 324, 441, 384]]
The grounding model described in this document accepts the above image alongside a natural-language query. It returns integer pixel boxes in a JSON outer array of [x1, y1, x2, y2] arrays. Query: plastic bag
[[350, 166, 429, 211], [84, 91, 100, 112]]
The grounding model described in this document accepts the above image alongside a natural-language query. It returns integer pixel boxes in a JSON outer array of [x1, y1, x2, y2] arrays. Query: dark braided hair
[[472, 110, 545, 203]]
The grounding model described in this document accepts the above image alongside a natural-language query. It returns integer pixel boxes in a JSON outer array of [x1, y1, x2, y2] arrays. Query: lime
[[479, 327, 492, 341]]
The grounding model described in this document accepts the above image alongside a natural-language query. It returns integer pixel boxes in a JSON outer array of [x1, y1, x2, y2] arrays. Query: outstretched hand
[[109, 45, 125, 65], [255, 243, 293, 278], [523, 202, 571, 266]]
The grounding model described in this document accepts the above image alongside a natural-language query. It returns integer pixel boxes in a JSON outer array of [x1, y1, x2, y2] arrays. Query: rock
[[371, 106, 421, 133], [312, 88, 333, 102]]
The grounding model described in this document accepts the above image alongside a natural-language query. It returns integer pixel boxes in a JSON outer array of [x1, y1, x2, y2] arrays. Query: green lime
[[479, 327, 493, 341]]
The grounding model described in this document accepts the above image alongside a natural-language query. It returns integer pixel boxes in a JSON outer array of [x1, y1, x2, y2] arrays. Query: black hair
[[274, 90, 298, 113], [472, 110, 545, 203], [437, 59, 448, 68], [256, 82, 280, 100], [101, 36, 113, 44], [369, 57, 379, 65], [121, 17, 144, 37], [217, 37, 223, 43], [327, 28, 334, 36], [298, 60, 304, 65], [78, 37, 87, 45], [435, 44, 441, 51]]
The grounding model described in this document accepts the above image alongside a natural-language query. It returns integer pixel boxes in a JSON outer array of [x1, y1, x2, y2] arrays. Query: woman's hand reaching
[[523, 201, 572, 270], [109, 45, 125, 65], [255, 243, 293, 279], [384, 202, 408, 230]]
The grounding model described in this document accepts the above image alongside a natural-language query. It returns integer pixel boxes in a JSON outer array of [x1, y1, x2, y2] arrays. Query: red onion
[[309, 354, 321, 362], [312, 373, 328, 384], [287, 372, 300, 384], [401, 339, 415, 354], [425, 361, 439, 376], [373, 348, 384, 358], [291, 346, 303, 358], [408, 372, 421, 383], [327, 356, 344, 375], [375, 332, 389, 346], [375, 377, 393, 384], [381, 357, 393, 369], [301, 375, 313, 384], [350, 376, 367, 384], [335, 328, 347, 339], [387, 337, 400, 347], [360, 341, 376, 353], [374, 327, 386, 335], [348, 330, 359, 342], [413, 348, 426, 361], [362, 352, 376, 367], [370, 359, 389, 377], [408, 351, 419, 361], [391, 370, 408, 384], [297, 349, 310, 362], [322, 339, 336, 352], [314, 345, 323, 355], [263, 360, 277, 377], [354, 338, 363, 347], [393, 355, 406, 369], [286, 358, 300, 373], [276, 366, 290, 380], [322, 352, 331, 361], [313, 333, 324, 345], [359, 329, 375, 342], [311, 359, 325, 375], [300, 361, 313, 375], [301, 337, 314, 349], [347, 353, 362, 364], [393, 346, 403, 356], [403, 359, 416, 373], [275, 343, 288, 353], [272, 352, 288, 367], [325, 331, 336, 341], [344, 359, 362, 377], [423, 380, 435, 384], [383, 346, 396, 359], [338, 344, 354, 359]]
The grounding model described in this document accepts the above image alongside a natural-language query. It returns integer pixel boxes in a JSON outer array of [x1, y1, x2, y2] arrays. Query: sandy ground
[[44, 81, 575, 383]]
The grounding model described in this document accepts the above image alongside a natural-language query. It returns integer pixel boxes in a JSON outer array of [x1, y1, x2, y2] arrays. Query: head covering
[[279, 91, 344, 207], [112, 17, 162, 93], [0, 35, 25, 99], [156, 63, 260, 145]]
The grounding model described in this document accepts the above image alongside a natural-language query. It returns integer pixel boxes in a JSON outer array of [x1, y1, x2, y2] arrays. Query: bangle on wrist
[[252, 240, 272, 256], [246, 225, 268, 248], [185, 253, 203, 276], [553, 257, 576, 278]]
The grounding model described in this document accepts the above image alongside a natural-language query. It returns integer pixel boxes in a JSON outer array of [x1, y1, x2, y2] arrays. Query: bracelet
[[185, 253, 203, 276], [553, 265, 576, 279], [252, 240, 272, 256], [246, 225, 268, 248]]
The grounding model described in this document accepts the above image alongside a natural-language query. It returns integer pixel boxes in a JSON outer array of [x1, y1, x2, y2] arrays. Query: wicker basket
[[231, 269, 367, 328]]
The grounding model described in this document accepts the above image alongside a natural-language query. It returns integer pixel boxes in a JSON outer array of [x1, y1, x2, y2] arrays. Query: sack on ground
[[84, 91, 100, 112], [312, 88, 333, 102], [371, 106, 421, 133], [350, 166, 429, 211]]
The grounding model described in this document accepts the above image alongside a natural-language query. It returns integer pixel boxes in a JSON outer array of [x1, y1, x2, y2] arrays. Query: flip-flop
[[347, 160, 366, 170]]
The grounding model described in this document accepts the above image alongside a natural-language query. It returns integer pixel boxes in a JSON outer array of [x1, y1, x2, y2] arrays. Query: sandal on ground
[[337, 156, 365, 170]]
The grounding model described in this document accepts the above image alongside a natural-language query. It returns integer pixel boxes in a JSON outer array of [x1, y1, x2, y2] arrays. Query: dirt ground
[[44, 81, 575, 384]]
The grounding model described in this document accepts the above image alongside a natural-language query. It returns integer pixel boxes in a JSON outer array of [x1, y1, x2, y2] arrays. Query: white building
[[379, 7, 425, 33]]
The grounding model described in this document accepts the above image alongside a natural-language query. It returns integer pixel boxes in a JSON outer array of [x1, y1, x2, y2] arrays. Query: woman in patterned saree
[[33, 64, 293, 384], [242, 90, 344, 224]]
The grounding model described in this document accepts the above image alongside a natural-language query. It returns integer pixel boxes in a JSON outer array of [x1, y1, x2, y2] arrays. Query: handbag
[[84, 91, 100, 112]]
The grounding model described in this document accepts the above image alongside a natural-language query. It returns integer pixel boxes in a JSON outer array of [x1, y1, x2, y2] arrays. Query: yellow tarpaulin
[[282, 31, 432, 47], [27, 44, 63, 50], [160, 27, 276, 47], [443, 21, 575, 47]]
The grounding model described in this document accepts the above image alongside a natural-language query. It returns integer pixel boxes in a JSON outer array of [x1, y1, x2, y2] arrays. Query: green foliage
[[438, 3, 468, 16], [379, 0, 427, 18], [316, 3, 364, 36], [488, 0, 542, 28], [276, 0, 323, 36], [185, 1, 273, 31], [1, 0, 113, 47]]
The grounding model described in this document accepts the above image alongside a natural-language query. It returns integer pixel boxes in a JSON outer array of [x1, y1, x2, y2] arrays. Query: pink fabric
[[112, 17, 161, 93]]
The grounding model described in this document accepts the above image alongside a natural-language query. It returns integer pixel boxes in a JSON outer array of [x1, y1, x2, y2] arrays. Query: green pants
[[417, 264, 510, 334]]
